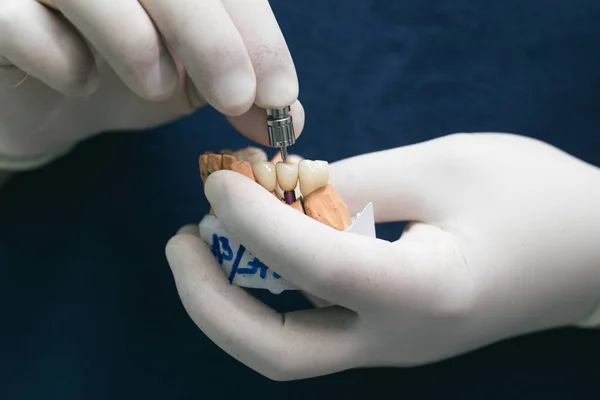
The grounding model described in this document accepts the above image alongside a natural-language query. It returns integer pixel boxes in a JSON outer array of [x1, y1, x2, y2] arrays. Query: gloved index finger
[[50, 0, 178, 100], [221, 0, 298, 108], [204, 170, 396, 309], [329, 136, 466, 224], [141, 0, 256, 116]]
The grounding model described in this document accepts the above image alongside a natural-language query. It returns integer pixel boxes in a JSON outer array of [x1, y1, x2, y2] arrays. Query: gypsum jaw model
[[199, 146, 353, 231]]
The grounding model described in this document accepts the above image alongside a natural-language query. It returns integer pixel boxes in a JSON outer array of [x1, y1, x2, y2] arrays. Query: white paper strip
[[198, 202, 376, 294]]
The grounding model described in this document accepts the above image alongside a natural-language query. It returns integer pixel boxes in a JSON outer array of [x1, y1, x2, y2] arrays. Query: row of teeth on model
[[200, 147, 327, 198], [198, 147, 353, 231]]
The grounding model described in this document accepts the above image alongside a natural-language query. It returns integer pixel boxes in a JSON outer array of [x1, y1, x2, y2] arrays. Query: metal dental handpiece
[[266, 106, 296, 204], [266, 106, 295, 164]]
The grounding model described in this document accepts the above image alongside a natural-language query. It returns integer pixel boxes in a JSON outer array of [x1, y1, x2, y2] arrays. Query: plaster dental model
[[198, 147, 352, 230], [197, 146, 375, 294]]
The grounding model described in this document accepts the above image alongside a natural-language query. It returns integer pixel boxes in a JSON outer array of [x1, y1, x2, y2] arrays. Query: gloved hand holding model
[[0, 0, 303, 170], [166, 132, 600, 381]]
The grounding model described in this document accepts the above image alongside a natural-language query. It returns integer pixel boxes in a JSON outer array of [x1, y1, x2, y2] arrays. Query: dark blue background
[[2, 1, 600, 398]]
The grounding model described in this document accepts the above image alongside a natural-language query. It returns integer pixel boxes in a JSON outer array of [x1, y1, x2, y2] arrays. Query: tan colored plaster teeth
[[199, 153, 209, 184], [207, 153, 222, 175], [230, 161, 256, 181], [222, 154, 237, 170], [303, 184, 352, 231]]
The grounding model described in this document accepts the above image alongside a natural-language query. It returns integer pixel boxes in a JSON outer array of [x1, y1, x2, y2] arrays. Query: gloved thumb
[[203, 169, 418, 308], [329, 134, 470, 224], [166, 223, 362, 381]]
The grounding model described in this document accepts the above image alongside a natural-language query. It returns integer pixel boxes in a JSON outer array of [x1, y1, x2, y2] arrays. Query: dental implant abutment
[[266, 106, 295, 164], [283, 190, 296, 204]]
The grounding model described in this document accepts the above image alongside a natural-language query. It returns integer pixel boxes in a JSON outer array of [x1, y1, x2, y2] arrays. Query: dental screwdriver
[[266, 106, 295, 164], [266, 106, 296, 204]]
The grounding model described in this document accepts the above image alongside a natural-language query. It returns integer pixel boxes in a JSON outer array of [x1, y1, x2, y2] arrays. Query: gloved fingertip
[[165, 239, 184, 270], [50, 55, 100, 98], [290, 99, 305, 137], [204, 170, 238, 206], [120, 51, 179, 101], [165, 230, 204, 271], [211, 69, 256, 116], [176, 224, 200, 237], [226, 99, 304, 146], [255, 70, 299, 109]]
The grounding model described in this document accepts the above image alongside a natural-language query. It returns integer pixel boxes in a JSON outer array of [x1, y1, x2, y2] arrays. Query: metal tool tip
[[280, 146, 288, 163]]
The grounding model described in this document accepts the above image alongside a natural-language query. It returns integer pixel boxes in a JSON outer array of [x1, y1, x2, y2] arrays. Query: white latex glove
[[0, 0, 303, 168], [165, 133, 600, 381]]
